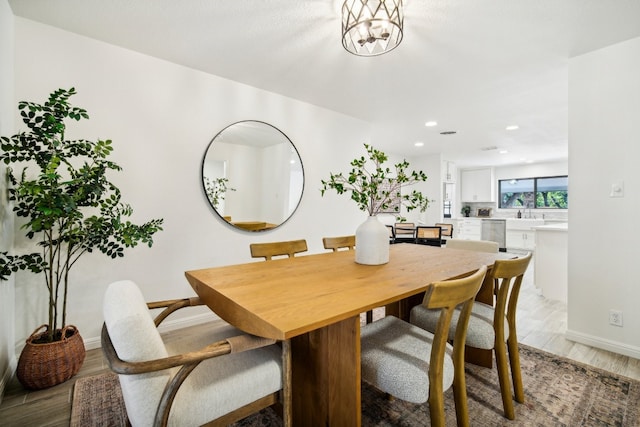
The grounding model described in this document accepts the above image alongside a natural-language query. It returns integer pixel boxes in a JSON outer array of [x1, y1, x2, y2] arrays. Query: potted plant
[[0, 88, 163, 389], [320, 144, 428, 265], [204, 176, 235, 211], [461, 205, 472, 217]]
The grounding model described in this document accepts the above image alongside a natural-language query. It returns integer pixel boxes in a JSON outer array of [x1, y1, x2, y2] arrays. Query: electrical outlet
[[609, 310, 623, 327]]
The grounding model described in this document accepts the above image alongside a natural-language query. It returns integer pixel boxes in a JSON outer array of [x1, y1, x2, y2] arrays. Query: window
[[499, 175, 568, 209]]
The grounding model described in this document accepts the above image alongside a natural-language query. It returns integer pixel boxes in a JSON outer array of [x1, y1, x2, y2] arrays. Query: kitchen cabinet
[[442, 161, 456, 183], [506, 230, 536, 250], [505, 218, 544, 250], [460, 168, 494, 202], [457, 218, 482, 240], [443, 182, 455, 201], [443, 182, 455, 218]]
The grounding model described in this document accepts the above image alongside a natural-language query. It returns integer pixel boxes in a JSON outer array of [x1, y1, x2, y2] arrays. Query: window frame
[[498, 175, 568, 210]]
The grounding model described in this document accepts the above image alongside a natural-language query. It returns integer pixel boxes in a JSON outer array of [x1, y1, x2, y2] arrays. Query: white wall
[[0, 0, 16, 401], [10, 17, 378, 350], [567, 36, 640, 358]]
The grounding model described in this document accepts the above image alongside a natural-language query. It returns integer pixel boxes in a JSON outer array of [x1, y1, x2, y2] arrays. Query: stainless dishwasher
[[480, 219, 506, 252]]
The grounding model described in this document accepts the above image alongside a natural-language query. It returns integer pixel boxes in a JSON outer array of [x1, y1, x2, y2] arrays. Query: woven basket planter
[[17, 324, 86, 390]]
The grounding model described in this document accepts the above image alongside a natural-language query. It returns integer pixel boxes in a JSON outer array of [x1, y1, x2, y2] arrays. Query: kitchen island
[[533, 222, 568, 302]]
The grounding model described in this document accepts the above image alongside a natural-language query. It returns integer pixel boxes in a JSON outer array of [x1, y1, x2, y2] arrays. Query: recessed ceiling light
[[499, 150, 508, 154], [440, 131, 456, 135], [425, 121, 437, 127], [414, 141, 424, 147], [506, 125, 519, 131]]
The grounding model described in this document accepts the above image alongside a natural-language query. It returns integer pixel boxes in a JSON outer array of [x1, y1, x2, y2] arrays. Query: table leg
[[291, 316, 361, 426]]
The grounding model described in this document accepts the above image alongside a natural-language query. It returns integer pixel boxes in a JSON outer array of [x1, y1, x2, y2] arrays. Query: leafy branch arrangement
[[321, 144, 429, 218], [204, 176, 236, 209], [0, 88, 163, 343]]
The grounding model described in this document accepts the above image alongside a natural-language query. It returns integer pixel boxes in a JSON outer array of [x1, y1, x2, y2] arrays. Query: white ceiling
[[9, 0, 640, 167]]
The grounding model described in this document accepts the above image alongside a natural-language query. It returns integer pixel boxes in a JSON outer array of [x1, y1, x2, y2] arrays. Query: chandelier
[[341, 0, 404, 57]]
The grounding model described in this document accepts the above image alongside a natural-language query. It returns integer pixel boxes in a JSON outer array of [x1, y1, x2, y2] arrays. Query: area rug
[[70, 373, 130, 427], [71, 345, 639, 426]]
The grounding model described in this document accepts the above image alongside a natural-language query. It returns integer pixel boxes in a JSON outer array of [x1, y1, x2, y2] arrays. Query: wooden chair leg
[[366, 310, 373, 324], [494, 342, 515, 420], [428, 386, 446, 427], [282, 340, 292, 427], [507, 337, 524, 403], [452, 365, 470, 427]]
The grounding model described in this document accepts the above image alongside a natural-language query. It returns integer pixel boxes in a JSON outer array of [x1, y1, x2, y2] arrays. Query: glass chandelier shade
[[342, 0, 404, 57]]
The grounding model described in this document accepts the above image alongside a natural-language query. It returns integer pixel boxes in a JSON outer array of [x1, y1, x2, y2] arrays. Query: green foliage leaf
[[320, 144, 430, 219], [0, 88, 164, 341]]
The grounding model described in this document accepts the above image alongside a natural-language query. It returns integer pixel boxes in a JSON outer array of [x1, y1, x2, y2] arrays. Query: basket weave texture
[[17, 324, 86, 390]]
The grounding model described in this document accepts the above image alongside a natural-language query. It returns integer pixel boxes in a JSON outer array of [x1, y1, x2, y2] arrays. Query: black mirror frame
[[201, 120, 304, 232]]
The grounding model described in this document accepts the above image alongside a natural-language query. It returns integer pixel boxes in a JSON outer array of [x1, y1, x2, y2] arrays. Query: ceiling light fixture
[[414, 142, 424, 147], [342, 0, 404, 57], [425, 121, 437, 127], [506, 125, 519, 130]]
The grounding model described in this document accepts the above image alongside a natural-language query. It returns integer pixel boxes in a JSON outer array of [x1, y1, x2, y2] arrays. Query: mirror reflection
[[202, 121, 304, 232]]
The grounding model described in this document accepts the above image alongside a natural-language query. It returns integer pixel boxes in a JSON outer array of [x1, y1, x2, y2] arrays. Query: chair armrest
[[101, 324, 276, 375], [146, 296, 204, 327]]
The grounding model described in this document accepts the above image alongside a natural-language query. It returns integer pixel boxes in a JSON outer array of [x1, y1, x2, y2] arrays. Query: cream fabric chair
[[102, 280, 287, 427], [361, 266, 487, 427], [445, 238, 499, 253], [410, 253, 533, 420]]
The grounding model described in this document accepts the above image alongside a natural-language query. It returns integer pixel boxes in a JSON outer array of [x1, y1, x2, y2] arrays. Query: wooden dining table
[[185, 243, 511, 426]]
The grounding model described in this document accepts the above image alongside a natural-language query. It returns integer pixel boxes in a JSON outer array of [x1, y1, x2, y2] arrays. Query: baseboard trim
[[82, 311, 220, 350], [565, 329, 640, 360]]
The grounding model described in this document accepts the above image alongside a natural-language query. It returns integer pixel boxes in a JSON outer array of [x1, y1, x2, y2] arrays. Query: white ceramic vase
[[355, 216, 389, 265]]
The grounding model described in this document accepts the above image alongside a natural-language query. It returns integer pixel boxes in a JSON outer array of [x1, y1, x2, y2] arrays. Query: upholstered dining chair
[[445, 238, 499, 253], [361, 266, 487, 427], [322, 235, 356, 252], [410, 252, 533, 420], [386, 225, 396, 244], [415, 226, 443, 247], [249, 239, 308, 261], [102, 280, 290, 427], [394, 222, 416, 242], [435, 223, 454, 244]]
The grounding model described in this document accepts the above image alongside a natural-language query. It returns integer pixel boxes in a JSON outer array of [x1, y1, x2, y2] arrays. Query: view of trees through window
[[499, 176, 568, 209]]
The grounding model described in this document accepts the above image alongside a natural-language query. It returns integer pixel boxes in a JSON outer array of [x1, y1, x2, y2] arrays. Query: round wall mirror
[[201, 121, 304, 232]]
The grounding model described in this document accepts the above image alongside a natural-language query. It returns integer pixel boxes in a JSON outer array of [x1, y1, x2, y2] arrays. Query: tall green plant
[[0, 88, 163, 342], [320, 144, 429, 218], [204, 176, 235, 209]]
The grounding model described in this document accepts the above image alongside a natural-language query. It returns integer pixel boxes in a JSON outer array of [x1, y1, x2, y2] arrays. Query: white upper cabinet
[[460, 168, 495, 202], [442, 161, 456, 183], [443, 182, 455, 201]]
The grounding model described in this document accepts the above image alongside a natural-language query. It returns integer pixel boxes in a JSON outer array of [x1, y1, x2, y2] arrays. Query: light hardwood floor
[[1, 255, 639, 426]]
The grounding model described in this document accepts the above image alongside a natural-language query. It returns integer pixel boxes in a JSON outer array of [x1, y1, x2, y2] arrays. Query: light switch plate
[[610, 181, 624, 198]]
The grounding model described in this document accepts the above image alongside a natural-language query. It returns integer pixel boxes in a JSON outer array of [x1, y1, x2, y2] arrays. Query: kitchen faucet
[[525, 202, 534, 219]]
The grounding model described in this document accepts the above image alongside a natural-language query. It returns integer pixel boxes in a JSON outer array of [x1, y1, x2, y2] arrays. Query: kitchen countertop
[[533, 222, 568, 231]]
